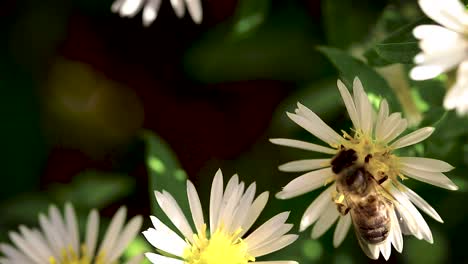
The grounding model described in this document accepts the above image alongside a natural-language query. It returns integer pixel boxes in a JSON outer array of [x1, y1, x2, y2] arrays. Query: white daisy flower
[[142, 169, 298, 264], [0, 203, 144, 264], [410, 0, 468, 115], [270, 77, 457, 260], [111, 0, 203, 26]]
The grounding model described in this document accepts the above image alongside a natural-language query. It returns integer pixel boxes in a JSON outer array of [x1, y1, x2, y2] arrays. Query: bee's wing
[[386, 181, 433, 242], [368, 176, 433, 242]]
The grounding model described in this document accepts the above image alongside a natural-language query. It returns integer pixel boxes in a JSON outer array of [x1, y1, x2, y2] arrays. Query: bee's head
[[331, 148, 357, 174]]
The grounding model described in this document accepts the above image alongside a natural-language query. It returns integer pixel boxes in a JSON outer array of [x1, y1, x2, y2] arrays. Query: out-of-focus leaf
[[322, 0, 386, 49], [318, 46, 401, 110], [374, 41, 419, 64], [364, 18, 425, 67], [50, 171, 135, 209], [184, 2, 327, 83], [141, 130, 189, 224], [231, 0, 270, 38]]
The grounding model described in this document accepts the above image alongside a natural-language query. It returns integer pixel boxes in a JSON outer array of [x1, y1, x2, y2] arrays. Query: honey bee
[[331, 147, 394, 250]]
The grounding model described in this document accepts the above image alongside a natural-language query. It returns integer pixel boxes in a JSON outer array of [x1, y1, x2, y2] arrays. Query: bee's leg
[[336, 203, 350, 215], [378, 175, 389, 185]]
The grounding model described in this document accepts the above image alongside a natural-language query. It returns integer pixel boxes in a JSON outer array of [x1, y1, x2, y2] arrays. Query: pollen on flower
[[338, 130, 401, 183], [183, 224, 255, 264], [48, 245, 103, 264]]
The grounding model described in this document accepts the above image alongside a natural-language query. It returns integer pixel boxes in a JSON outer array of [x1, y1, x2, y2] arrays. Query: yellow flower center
[[339, 130, 402, 182], [48, 245, 106, 264], [183, 225, 255, 264]]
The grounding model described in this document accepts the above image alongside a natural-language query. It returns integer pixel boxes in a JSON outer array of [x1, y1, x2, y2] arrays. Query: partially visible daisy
[[111, 0, 203, 26], [270, 77, 457, 260], [0, 203, 143, 264], [143, 169, 298, 264], [410, 0, 468, 115]]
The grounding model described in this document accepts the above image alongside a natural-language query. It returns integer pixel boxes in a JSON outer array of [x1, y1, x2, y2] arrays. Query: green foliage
[[318, 46, 401, 110], [141, 130, 190, 224], [50, 171, 135, 209], [231, 0, 270, 38]]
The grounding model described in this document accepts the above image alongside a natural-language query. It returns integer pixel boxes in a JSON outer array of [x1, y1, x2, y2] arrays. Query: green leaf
[[374, 42, 419, 64], [141, 130, 189, 225], [318, 46, 401, 110], [183, 2, 327, 82], [231, 0, 270, 38], [322, 0, 386, 48], [50, 171, 135, 209], [364, 18, 426, 67]]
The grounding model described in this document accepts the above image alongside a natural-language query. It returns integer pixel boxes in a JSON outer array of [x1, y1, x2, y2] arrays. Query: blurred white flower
[[143, 169, 298, 264], [111, 0, 202, 26], [271, 77, 457, 260], [0, 204, 143, 264], [410, 0, 468, 115]]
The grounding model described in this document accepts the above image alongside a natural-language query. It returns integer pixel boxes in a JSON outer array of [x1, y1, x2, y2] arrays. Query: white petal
[[111, 0, 126, 13], [48, 205, 68, 246], [390, 208, 403, 253], [278, 159, 330, 172], [311, 203, 340, 239], [0, 243, 35, 264], [155, 191, 194, 241], [333, 214, 351, 248], [108, 216, 143, 263], [300, 184, 335, 231], [8, 231, 42, 264], [380, 240, 392, 260], [276, 168, 333, 199], [375, 99, 389, 140], [244, 212, 290, 247], [399, 157, 454, 172], [390, 185, 433, 242], [170, 0, 186, 18], [289, 105, 341, 146], [17, 227, 50, 262], [397, 183, 443, 222], [410, 64, 446, 80], [382, 118, 408, 144], [444, 60, 468, 114], [149, 215, 187, 246], [186, 180, 205, 234], [38, 214, 61, 260], [269, 138, 336, 154], [249, 234, 298, 258], [400, 165, 458, 190], [97, 207, 127, 259], [120, 0, 144, 17], [210, 169, 224, 233], [186, 0, 203, 23], [418, 0, 468, 32], [240, 192, 269, 237], [64, 203, 79, 256], [144, 252, 183, 264], [391, 127, 434, 149], [142, 228, 186, 257], [85, 210, 99, 260], [353, 77, 373, 135], [248, 224, 293, 253], [142, 0, 162, 26], [231, 183, 256, 233], [337, 79, 360, 129]]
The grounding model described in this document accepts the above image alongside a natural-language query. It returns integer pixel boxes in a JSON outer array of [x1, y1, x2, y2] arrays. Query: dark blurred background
[[1, 0, 467, 263]]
